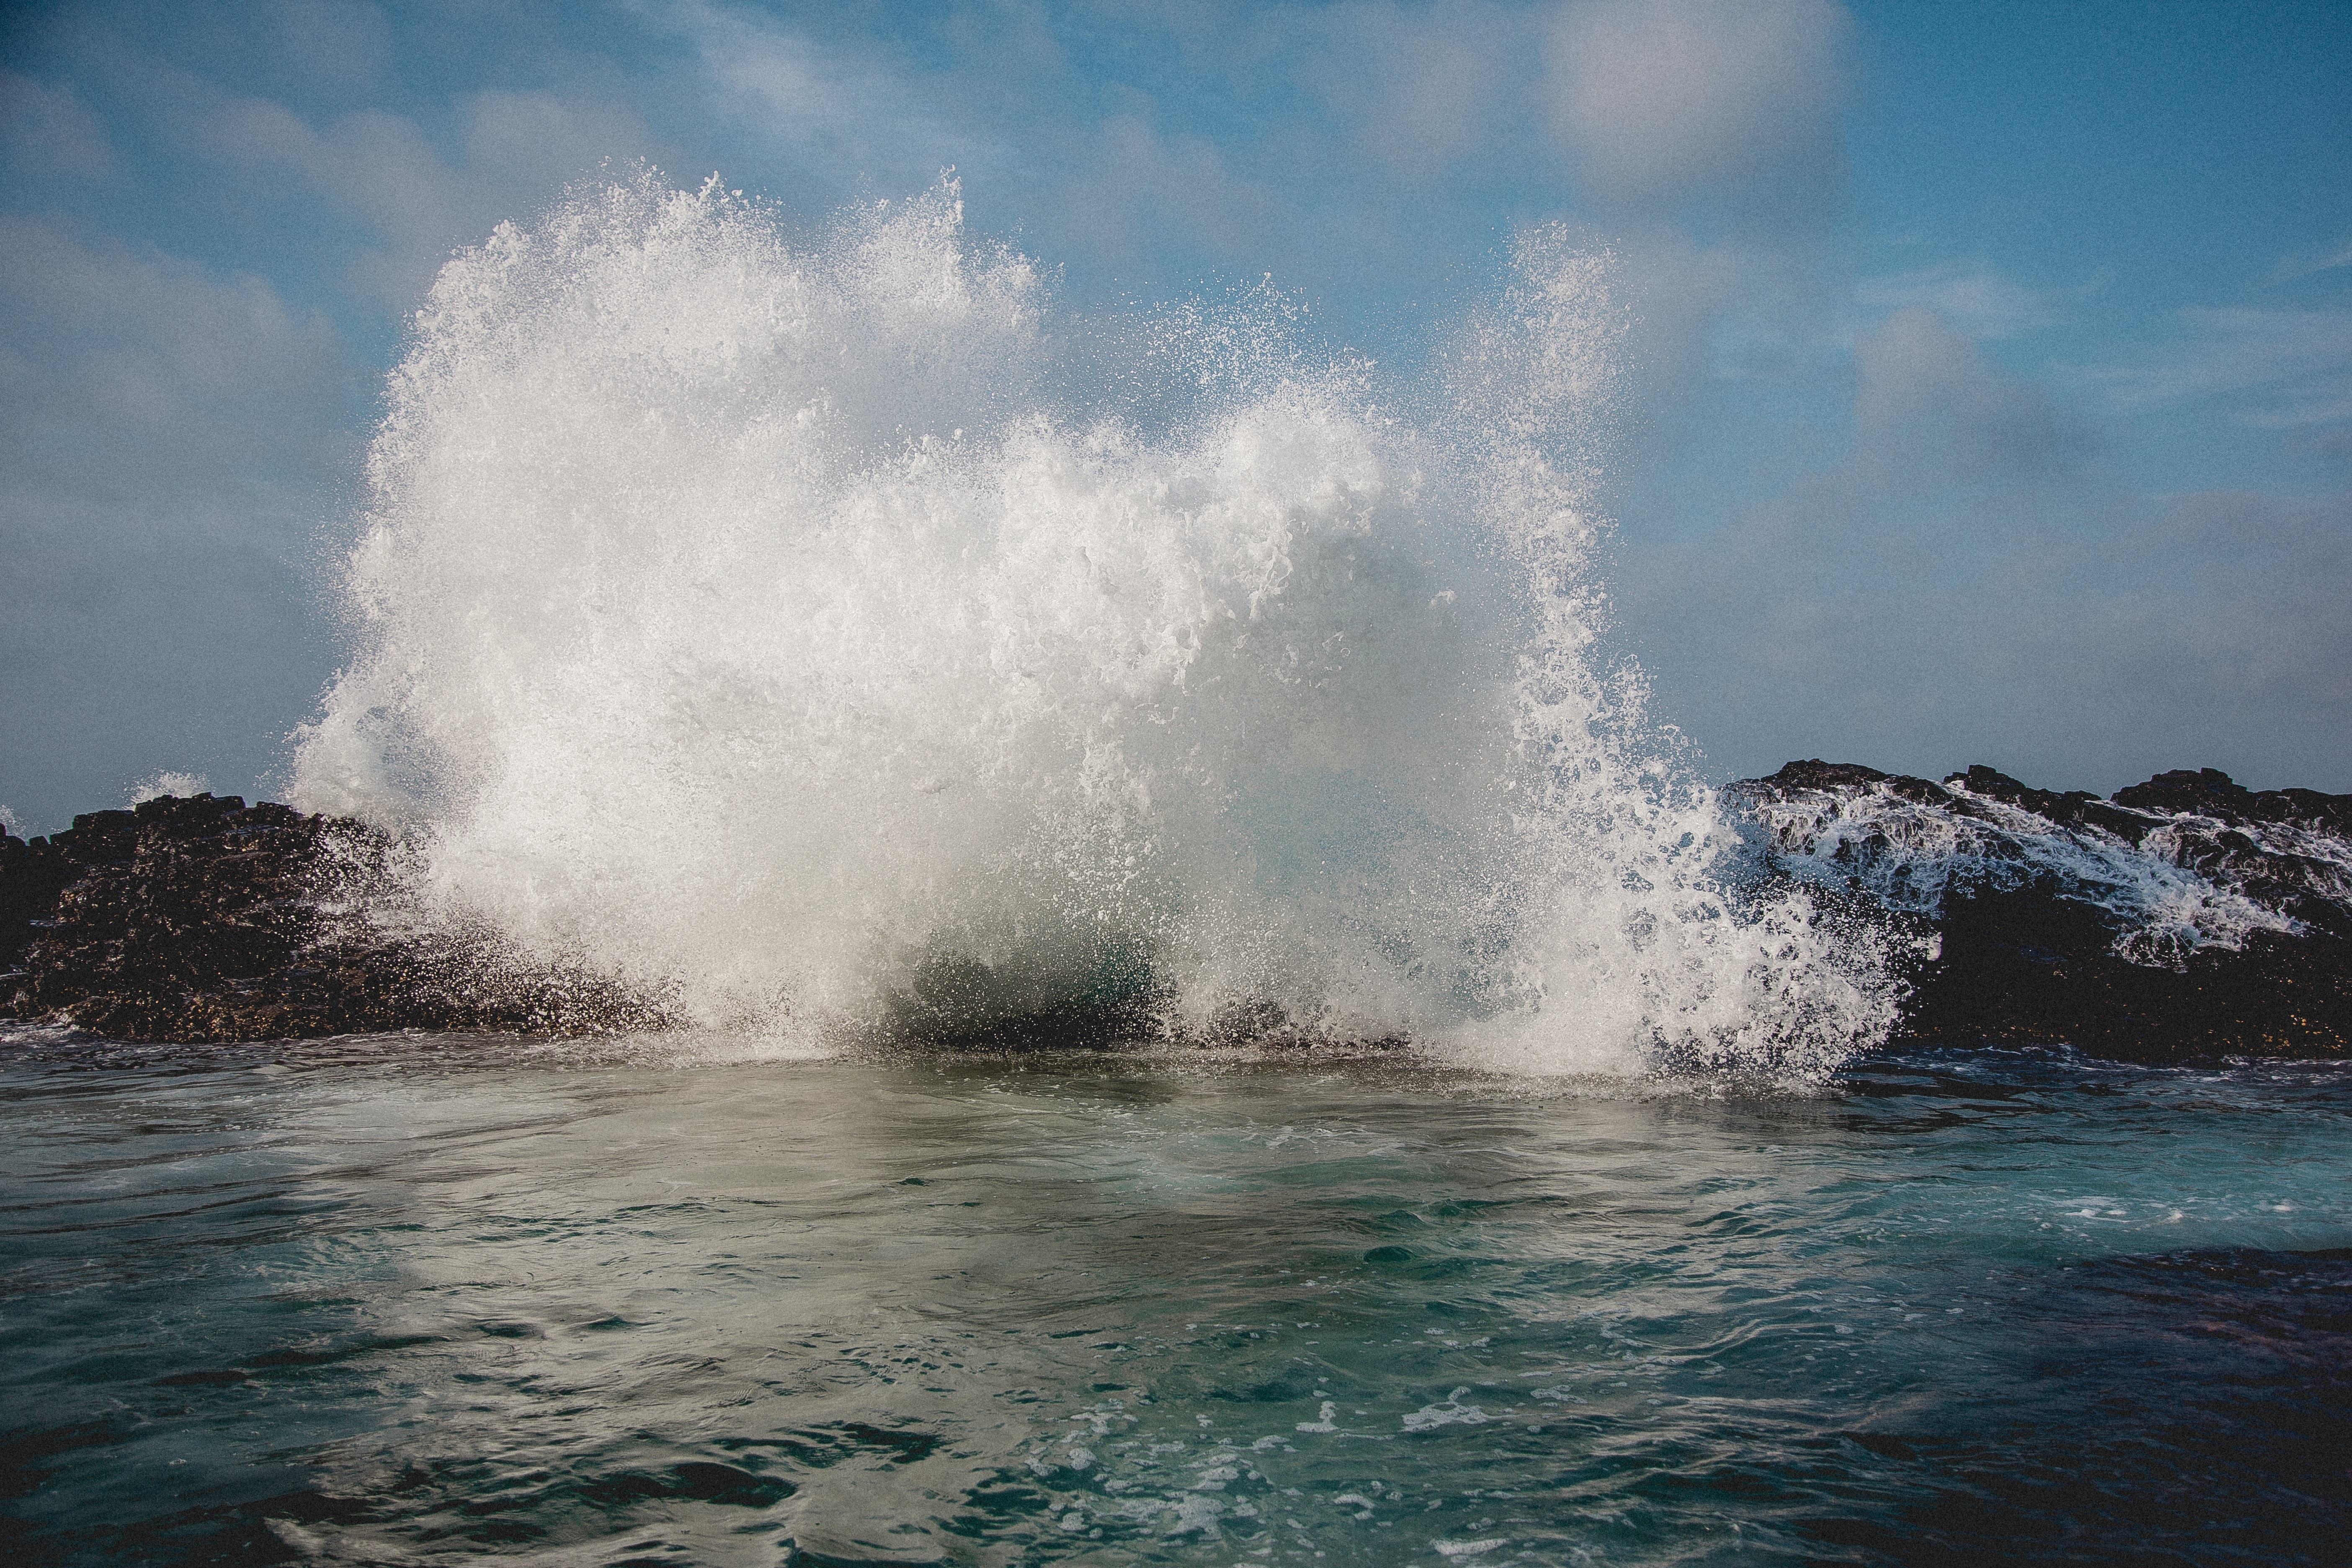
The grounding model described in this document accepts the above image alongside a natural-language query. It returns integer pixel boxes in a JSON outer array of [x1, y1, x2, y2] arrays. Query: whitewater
[[288, 174, 1898, 1074]]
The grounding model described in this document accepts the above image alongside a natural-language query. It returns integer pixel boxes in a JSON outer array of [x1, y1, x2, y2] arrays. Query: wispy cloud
[[1850, 306, 2094, 483], [1855, 262, 2063, 340], [0, 68, 117, 180], [263, 0, 392, 92], [1617, 306, 2352, 788], [2264, 236, 2352, 286], [654, 0, 980, 188], [0, 214, 351, 493], [1308, 1, 1533, 182], [2079, 307, 2352, 428]]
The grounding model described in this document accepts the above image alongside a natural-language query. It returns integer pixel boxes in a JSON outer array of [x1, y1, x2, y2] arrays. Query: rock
[[1729, 761, 2352, 1063], [10, 771, 2349, 1062], [2111, 767, 2352, 838], [2, 793, 671, 1043]]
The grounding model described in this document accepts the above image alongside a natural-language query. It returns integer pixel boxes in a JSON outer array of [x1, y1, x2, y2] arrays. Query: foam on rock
[[1728, 761, 2352, 1062]]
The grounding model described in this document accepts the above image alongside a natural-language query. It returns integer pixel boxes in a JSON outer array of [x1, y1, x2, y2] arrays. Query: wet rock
[[1751, 758, 1957, 809], [1730, 761, 2352, 1063], [10, 771, 2347, 1062], [2112, 767, 2352, 836], [2, 793, 670, 1044]]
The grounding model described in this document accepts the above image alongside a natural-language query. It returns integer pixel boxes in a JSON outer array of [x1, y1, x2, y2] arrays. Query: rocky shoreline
[[5, 765, 2349, 1062], [0, 792, 667, 1044]]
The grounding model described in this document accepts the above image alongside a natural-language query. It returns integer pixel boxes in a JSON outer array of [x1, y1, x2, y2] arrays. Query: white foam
[[1401, 1389, 1493, 1431], [1741, 776, 2336, 966], [291, 172, 1901, 1075]]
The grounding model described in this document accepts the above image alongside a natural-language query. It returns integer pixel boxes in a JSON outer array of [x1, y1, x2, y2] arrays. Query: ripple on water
[[0, 1034, 2346, 1565]]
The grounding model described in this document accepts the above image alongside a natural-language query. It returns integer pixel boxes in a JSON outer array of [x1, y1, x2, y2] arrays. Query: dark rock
[[2, 794, 671, 1044], [1732, 761, 2352, 1064], [1741, 759, 1955, 807], [1906, 885, 2350, 1065], [2112, 767, 2352, 836], [0, 829, 81, 978]]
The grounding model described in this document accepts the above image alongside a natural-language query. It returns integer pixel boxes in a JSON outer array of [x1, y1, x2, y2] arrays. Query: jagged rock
[[1, 794, 671, 1044], [2112, 767, 2352, 836], [1730, 761, 2352, 1063], [10, 771, 2349, 1062]]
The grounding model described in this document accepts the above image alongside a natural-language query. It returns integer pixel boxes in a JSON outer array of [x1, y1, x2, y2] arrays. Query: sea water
[[0, 1030, 2345, 1565]]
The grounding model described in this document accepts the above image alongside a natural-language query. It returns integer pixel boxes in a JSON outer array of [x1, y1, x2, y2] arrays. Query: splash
[[131, 771, 211, 805], [291, 173, 1899, 1074]]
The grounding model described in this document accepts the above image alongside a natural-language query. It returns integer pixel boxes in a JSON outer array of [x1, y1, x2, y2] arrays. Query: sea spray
[[291, 172, 1903, 1072]]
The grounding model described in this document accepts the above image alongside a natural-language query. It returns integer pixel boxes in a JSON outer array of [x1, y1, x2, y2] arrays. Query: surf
[[289, 171, 1901, 1075]]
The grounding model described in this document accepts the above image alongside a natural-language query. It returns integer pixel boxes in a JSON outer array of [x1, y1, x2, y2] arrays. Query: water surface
[[2, 1031, 2346, 1565]]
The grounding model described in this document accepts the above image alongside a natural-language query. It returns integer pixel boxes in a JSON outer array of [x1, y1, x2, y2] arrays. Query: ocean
[[2, 1032, 2345, 1565]]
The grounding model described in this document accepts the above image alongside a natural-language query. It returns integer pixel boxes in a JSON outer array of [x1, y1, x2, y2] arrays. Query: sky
[[3, 0, 2348, 833]]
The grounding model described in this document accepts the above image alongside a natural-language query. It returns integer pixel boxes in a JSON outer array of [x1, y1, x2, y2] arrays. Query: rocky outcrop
[[1729, 762, 2352, 1063], [1, 793, 669, 1043], [9, 771, 2350, 1062]]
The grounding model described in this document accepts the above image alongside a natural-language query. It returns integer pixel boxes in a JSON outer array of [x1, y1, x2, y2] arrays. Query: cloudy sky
[[3, 0, 2348, 832]]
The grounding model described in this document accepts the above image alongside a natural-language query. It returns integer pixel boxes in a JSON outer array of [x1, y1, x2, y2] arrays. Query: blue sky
[[4, 0, 2348, 832]]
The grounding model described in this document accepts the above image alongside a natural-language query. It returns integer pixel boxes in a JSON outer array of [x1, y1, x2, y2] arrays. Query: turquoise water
[[2, 1031, 2346, 1566]]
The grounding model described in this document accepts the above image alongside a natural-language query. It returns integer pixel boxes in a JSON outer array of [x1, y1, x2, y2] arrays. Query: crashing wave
[[284, 171, 1901, 1075]]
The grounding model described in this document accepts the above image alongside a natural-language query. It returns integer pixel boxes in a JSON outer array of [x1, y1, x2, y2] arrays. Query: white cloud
[[2051, 491, 2352, 781], [1605, 309, 2350, 791], [1055, 113, 1287, 270], [653, 0, 1307, 290], [1548, 0, 1850, 206], [149, 63, 652, 308], [0, 214, 351, 493], [656, 0, 980, 187]]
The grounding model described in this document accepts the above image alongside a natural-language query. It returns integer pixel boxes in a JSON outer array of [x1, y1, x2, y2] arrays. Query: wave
[[289, 172, 1902, 1074]]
